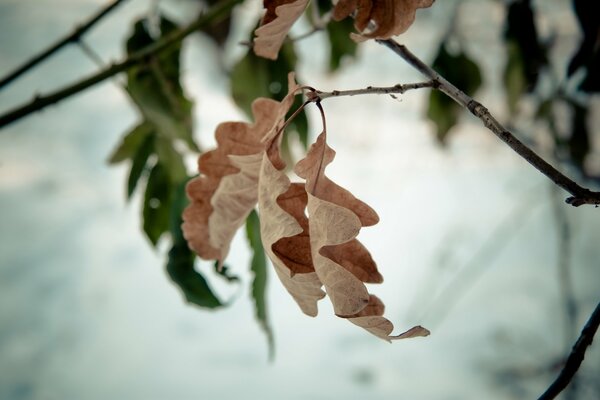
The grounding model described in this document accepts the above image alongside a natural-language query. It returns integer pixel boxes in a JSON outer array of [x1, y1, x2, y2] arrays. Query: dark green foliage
[[108, 122, 154, 164], [326, 18, 358, 72], [568, 0, 600, 92], [199, 0, 232, 47], [426, 42, 482, 143], [502, 0, 546, 114], [213, 261, 240, 283], [316, 0, 358, 72], [126, 16, 198, 151], [231, 41, 309, 149], [143, 163, 172, 246], [167, 181, 224, 309], [567, 101, 590, 173], [246, 210, 274, 359]]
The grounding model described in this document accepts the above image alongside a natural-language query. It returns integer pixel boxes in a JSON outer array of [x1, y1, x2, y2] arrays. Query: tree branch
[[538, 302, 600, 400], [0, 0, 129, 90], [377, 39, 600, 207], [307, 81, 436, 101], [0, 0, 243, 129]]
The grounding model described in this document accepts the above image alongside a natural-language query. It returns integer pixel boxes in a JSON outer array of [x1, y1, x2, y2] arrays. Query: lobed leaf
[[183, 74, 300, 264], [254, 0, 310, 60], [258, 139, 325, 317], [332, 0, 434, 41], [295, 131, 428, 341]]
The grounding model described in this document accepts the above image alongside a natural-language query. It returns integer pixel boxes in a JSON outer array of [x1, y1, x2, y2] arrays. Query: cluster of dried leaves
[[254, 0, 435, 59], [182, 74, 429, 341]]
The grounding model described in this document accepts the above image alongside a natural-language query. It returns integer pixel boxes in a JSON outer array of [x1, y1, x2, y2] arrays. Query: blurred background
[[0, 0, 598, 399]]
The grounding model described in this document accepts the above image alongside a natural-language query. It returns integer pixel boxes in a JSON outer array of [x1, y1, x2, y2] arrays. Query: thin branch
[[538, 302, 600, 400], [0, 0, 243, 129], [0, 0, 129, 89], [377, 39, 600, 207], [307, 81, 436, 101]]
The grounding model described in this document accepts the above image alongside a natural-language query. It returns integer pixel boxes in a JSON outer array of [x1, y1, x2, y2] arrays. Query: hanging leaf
[[332, 0, 434, 41], [167, 181, 224, 309], [567, 101, 590, 174], [183, 74, 300, 264], [567, 0, 600, 92], [127, 133, 155, 199], [108, 122, 154, 164], [426, 42, 482, 143], [126, 16, 198, 151], [502, 0, 547, 113], [258, 138, 325, 317], [253, 0, 310, 60], [213, 261, 240, 282], [246, 209, 275, 359], [155, 136, 188, 183], [325, 18, 358, 72], [295, 131, 429, 341], [503, 40, 527, 115], [143, 163, 172, 246]]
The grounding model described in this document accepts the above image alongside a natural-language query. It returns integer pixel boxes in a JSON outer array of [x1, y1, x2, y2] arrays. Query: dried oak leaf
[[332, 0, 435, 41], [254, 0, 309, 60], [182, 74, 300, 264], [295, 131, 429, 341], [258, 141, 325, 316]]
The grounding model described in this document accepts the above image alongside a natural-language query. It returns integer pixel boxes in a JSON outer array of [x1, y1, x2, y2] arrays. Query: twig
[[0, 0, 243, 129], [538, 302, 600, 400], [377, 39, 600, 207], [307, 81, 436, 101], [0, 0, 128, 90]]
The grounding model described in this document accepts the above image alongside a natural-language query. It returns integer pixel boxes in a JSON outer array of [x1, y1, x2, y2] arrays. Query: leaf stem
[[0, 0, 129, 90], [0, 0, 243, 129], [377, 39, 600, 207]]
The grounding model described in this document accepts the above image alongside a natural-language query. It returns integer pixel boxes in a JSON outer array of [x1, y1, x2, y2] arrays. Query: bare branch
[[377, 39, 600, 207], [307, 81, 436, 101], [0, 0, 243, 129], [0, 0, 129, 89], [538, 302, 600, 400]]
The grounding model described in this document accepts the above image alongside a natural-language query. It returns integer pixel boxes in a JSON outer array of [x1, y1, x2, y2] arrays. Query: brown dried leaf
[[254, 0, 309, 60], [295, 131, 429, 341], [182, 74, 300, 264], [347, 295, 430, 342], [258, 143, 325, 316], [295, 132, 381, 316], [332, 0, 435, 40]]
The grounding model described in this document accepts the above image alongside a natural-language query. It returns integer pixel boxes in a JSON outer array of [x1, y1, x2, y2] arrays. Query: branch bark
[[307, 81, 436, 101], [0, 0, 129, 90], [377, 39, 600, 207], [538, 302, 600, 400], [0, 0, 243, 129]]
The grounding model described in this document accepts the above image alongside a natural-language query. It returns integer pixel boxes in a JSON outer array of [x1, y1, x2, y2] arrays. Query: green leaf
[[127, 133, 155, 199], [126, 16, 198, 152], [108, 121, 154, 164], [213, 261, 240, 283], [155, 136, 187, 183], [426, 42, 482, 143], [143, 162, 172, 246], [245, 210, 274, 360], [503, 0, 546, 90], [503, 40, 527, 115], [568, 101, 590, 173], [166, 180, 224, 309], [325, 18, 358, 72], [231, 40, 308, 150]]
